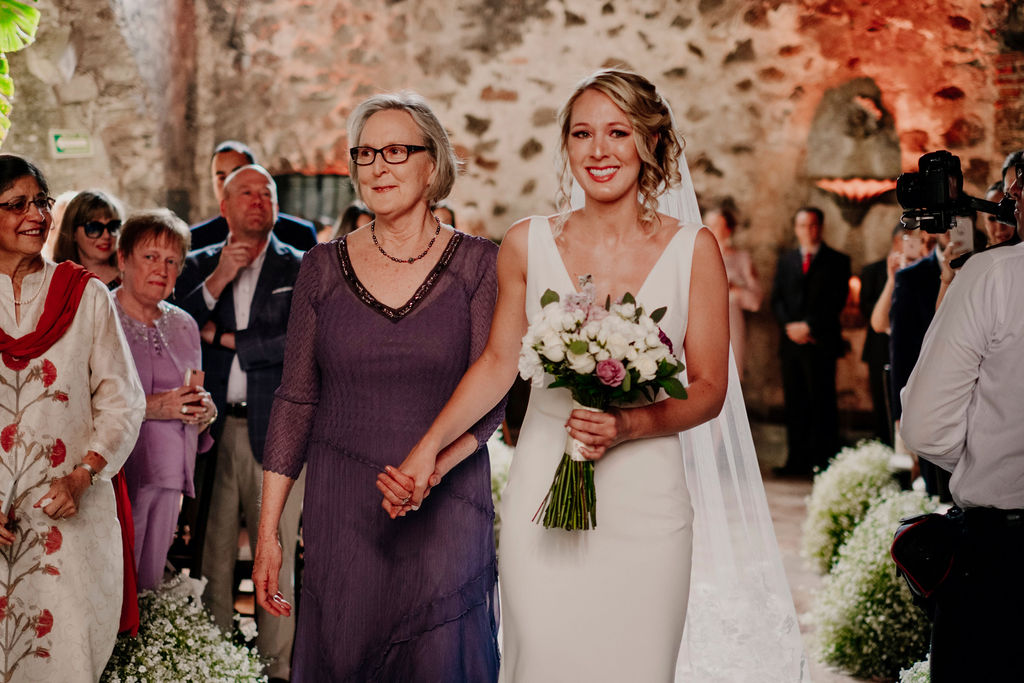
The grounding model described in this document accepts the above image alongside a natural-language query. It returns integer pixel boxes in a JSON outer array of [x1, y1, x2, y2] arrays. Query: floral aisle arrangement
[[801, 440, 900, 573], [518, 277, 686, 531], [102, 574, 265, 682], [900, 656, 931, 683], [813, 490, 937, 680]]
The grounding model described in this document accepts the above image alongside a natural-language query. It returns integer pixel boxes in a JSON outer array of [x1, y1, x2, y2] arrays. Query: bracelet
[[74, 462, 98, 486]]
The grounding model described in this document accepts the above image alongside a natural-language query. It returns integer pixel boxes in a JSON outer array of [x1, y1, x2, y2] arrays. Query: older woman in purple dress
[[253, 92, 504, 682], [114, 210, 215, 590]]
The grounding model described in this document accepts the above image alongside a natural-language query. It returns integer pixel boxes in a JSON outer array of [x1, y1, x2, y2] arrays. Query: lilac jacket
[[115, 295, 213, 497]]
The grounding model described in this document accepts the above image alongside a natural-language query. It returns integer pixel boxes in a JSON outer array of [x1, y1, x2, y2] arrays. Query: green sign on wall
[[49, 129, 93, 158]]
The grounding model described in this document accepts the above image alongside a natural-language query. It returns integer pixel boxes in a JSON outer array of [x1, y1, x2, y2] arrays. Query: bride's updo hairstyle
[[556, 68, 683, 230], [346, 91, 458, 205]]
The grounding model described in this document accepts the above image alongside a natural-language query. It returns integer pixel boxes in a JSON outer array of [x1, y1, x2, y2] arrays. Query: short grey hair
[[347, 91, 458, 204]]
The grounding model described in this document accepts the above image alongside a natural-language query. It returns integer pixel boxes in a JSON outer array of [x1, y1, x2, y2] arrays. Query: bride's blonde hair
[[555, 68, 684, 231]]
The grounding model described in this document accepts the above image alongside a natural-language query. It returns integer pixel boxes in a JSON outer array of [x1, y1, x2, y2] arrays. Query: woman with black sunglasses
[[54, 190, 124, 288]]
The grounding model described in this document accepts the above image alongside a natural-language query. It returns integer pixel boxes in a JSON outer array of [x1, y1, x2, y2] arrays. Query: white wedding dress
[[498, 215, 809, 682], [499, 216, 697, 681]]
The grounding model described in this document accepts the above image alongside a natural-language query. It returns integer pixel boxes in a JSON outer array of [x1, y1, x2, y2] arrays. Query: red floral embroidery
[[53, 391, 69, 403], [34, 609, 52, 638], [0, 596, 7, 620], [33, 647, 49, 658], [43, 565, 59, 576], [49, 439, 66, 468], [0, 424, 17, 453], [1, 353, 28, 371], [40, 360, 57, 387], [43, 527, 62, 555]]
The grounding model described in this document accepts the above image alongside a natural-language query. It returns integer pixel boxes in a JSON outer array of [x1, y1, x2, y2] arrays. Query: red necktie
[[801, 251, 811, 274]]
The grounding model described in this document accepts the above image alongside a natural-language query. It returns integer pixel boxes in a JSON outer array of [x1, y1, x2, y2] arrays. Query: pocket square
[[271, 286, 294, 295]]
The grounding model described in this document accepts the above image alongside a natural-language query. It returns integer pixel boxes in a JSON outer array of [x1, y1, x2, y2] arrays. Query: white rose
[[540, 333, 566, 362], [594, 347, 611, 362], [632, 353, 659, 381], [605, 332, 629, 359], [566, 350, 597, 375], [617, 302, 636, 319], [645, 332, 664, 350], [518, 350, 545, 386], [625, 345, 640, 362]]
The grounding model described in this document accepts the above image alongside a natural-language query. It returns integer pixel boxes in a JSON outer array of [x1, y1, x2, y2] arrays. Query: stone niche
[[1, 0, 1016, 422]]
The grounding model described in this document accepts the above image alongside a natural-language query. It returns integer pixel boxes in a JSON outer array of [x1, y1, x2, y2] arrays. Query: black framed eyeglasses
[[81, 219, 122, 238], [350, 144, 428, 166], [0, 195, 55, 215]]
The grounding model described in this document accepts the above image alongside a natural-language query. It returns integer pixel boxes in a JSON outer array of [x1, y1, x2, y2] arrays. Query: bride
[[378, 68, 807, 681]]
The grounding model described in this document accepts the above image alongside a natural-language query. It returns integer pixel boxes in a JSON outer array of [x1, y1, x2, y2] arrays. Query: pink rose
[[596, 358, 626, 387]]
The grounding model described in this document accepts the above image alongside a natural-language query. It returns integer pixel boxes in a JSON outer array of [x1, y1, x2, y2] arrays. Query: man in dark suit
[[190, 140, 318, 251], [771, 207, 850, 475], [889, 231, 952, 501], [859, 226, 902, 446], [175, 165, 303, 682]]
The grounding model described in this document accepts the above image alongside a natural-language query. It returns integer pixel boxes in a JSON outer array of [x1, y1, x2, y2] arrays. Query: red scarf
[[0, 262, 97, 362]]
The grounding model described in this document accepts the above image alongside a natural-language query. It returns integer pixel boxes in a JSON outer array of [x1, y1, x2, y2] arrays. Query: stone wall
[[2, 0, 1017, 415]]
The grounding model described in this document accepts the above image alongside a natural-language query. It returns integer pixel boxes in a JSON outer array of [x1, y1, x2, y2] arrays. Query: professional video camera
[[896, 150, 1015, 234]]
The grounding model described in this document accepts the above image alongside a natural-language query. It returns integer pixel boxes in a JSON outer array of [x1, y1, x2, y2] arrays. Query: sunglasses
[[80, 220, 121, 238]]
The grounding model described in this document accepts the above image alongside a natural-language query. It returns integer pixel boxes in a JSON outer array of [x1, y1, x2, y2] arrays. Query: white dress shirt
[[202, 240, 270, 405], [900, 242, 1024, 508]]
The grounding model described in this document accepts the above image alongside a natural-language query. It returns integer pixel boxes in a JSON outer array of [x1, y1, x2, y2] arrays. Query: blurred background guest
[[114, 209, 216, 591], [42, 189, 77, 261], [0, 154, 145, 681], [54, 189, 124, 287], [982, 181, 1015, 248], [329, 200, 373, 241], [191, 140, 317, 251], [433, 200, 455, 228], [858, 225, 902, 446], [706, 206, 762, 377]]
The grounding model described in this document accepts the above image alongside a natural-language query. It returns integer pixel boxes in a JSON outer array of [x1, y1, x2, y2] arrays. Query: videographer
[[900, 151, 1024, 681]]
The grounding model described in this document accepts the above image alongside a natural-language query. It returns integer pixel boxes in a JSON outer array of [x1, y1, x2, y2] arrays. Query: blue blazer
[[190, 213, 318, 252], [174, 234, 303, 462], [889, 250, 940, 420]]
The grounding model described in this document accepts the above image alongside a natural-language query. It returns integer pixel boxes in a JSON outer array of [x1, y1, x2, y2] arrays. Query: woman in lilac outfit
[[114, 210, 215, 590], [252, 92, 504, 682]]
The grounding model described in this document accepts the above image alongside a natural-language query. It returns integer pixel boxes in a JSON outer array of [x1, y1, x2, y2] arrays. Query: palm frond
[[0, 53, 12, 147], [0, 0, 40, 53]]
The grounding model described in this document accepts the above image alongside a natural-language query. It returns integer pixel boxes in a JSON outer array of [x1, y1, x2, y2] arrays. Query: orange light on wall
[[815, 178, 897, 203]]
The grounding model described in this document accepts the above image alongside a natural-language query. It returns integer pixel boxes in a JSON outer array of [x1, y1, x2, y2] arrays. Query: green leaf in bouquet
[[621, 292, 636, 305], [568, 340, 588, 355], [621, 369, 632, 393], [604, 294, 611, 310], [650, 306, 667, 323], [659, 376, 687, 399], [540, 289, 561, 307]]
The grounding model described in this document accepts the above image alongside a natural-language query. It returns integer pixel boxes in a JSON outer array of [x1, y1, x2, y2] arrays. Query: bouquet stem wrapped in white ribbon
[[519, 276, 687, 531]]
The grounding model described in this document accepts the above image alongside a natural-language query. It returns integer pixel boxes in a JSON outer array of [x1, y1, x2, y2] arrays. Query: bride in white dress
[[379, 69, 807, 682]]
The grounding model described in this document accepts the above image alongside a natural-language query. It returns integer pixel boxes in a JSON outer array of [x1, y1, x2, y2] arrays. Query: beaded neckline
[[336, 232, 462, 322]]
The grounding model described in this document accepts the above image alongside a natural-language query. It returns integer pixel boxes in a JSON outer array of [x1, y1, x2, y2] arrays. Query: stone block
[[942, 117, 985, 149], [519, 138, 542, 160], [59, 74, 100, 104], [465, 114, 491, 136], [481, 86, 517, 102], [531, 107, 557, 126]]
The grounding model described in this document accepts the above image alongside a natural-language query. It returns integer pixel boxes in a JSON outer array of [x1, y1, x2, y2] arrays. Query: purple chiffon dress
[[263, 233, 504, 682]]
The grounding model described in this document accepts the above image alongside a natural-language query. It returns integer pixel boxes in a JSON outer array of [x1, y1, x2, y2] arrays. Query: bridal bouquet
[[518, 276, 687, 531]]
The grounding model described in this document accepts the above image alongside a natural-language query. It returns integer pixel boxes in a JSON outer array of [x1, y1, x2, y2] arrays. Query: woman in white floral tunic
[[0, 155, 145, 682]]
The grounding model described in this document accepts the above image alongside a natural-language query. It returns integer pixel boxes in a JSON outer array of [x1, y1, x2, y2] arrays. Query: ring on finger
[[180, 405, 189, 415], [401, 496, 410, 505]]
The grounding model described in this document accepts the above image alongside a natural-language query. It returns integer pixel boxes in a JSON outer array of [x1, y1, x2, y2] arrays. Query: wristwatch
[[74, 462, 98, 486]]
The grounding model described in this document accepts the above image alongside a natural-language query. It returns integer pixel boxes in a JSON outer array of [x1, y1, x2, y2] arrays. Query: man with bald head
[[190, 140, 317, 251], [176, 165, 303, 682]]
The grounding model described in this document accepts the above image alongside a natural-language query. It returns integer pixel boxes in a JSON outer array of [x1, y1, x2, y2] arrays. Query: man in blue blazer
[[175, 164, 303, 682], [771, 207, 850, 476], [190, 140, 317, 251]]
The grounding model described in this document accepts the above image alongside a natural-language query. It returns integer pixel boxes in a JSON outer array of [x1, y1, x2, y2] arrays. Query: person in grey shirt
[[900, 162, 1024, 682]]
